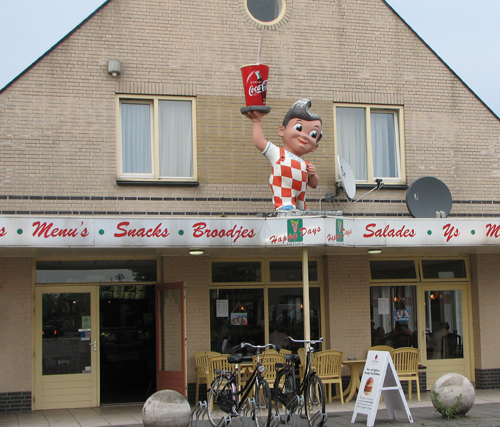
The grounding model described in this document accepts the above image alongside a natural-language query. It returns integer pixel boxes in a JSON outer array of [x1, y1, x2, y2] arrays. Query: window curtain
[[121, 103, 152, 174], [336, 107, 367, 180], [371, 112, 398, 178], [158, 100, 193, 178]]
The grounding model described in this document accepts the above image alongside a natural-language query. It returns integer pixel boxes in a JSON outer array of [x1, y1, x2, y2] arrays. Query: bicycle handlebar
[[235, 342, 277, 352], [285, 336, 323, 345]]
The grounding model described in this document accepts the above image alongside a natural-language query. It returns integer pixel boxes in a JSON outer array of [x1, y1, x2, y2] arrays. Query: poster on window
[[100, 286, 113, 299], [216, 300, 228, 318], [135, 285, 145, 299], [394, 308, 410, 322], [124, 286, 136, 299], [113, 286, 124, 298], [231, 312, 248, 326], [378, 298, 390, 315]]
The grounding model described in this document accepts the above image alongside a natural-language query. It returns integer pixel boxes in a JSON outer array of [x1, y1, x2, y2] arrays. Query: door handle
[[89, 340, 97, 351]]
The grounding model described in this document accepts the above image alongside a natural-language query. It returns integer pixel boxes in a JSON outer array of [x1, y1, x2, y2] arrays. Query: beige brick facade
[[1, 0, 500, 216], [1, 0, 500, 411], [0, 258, 33, 393], [471, 254, 500, 370]]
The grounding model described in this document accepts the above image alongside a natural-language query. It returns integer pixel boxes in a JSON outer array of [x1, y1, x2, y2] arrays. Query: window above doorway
[[36, 260, 157, 283], [335, 104, 405, 186], [117, 96, 197, 184]]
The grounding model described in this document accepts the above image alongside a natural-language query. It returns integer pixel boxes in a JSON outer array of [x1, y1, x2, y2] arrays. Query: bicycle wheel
[[274, 369, 296, 421], [304, 374, 326, 426], [207, 374, 235, 427], [254, 377, 272, 427]]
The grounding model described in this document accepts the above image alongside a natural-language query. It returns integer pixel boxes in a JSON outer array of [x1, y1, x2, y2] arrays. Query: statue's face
[[278, 118, 322, 157]]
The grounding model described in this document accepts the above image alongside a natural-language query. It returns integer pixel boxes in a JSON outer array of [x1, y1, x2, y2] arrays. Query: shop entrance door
[[34, 286, 99, 410], [418, 284, 472, 389], [156, 282, 186, 396]]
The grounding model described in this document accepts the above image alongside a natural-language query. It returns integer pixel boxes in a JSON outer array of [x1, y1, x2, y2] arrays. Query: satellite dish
[[406, 177, 452, 218], [337, 156, 357, 200]]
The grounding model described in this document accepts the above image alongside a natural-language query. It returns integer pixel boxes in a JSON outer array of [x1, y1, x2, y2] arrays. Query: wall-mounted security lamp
[[107, 59, 122, 77], [368, 248, 382, 254]]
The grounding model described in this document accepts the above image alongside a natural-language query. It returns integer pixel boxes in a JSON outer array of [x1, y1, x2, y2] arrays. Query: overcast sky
[[1, 0, 499, 117]]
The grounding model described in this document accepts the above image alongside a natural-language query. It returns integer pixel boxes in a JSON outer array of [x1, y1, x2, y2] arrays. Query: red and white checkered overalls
[[263, 141, 309, 210]]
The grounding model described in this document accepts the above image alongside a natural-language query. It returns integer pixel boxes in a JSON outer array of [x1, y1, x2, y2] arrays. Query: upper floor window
[[118, 96, 196, 182], [246, 0, 286, 24], [335, 105, 404, 185]]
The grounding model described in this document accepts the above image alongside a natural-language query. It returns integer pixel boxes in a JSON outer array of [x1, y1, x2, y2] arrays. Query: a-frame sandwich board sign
[[351, 351, 413, 427]]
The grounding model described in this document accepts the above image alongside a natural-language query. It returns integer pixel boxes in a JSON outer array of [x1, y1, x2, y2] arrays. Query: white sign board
[[351, 351, 413, 427], [2, 215, 500, 248]]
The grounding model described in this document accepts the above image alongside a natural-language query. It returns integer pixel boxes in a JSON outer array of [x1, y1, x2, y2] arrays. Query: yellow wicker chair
[[368, 345, 393, 353], [207, 354, 235, 389], [314, 349, 344, 404], [279, 348, 292, 355], [207, 354, 236, 411], [194, 351, 219, 403], [390, 347, 421, 401], [253, 353, 286, 386]]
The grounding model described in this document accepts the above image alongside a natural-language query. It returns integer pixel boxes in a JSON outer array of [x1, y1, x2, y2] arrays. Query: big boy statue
[[244, 99, 323, 211]]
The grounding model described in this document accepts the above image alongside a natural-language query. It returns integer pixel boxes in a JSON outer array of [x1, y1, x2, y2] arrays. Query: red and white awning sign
[[0, 215, 499, 248]]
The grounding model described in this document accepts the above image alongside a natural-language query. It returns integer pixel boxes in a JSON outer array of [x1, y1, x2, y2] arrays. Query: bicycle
[[207, 342, 275, 427], [273, 337, 326, 426]]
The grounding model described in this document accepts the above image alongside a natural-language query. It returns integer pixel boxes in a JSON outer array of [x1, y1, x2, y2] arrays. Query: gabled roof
[[1, 0, 498, 122]]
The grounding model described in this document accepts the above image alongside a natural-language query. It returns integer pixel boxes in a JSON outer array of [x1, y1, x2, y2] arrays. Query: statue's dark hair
[[282, 99, 323, 142]]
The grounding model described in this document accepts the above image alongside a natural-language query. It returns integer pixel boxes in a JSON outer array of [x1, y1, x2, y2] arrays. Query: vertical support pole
[[303, 247, 310, 341]]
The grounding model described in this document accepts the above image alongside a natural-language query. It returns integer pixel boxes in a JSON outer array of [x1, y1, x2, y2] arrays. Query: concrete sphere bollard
[[143, 390, 191, 427], [431, 373, 475, 416]]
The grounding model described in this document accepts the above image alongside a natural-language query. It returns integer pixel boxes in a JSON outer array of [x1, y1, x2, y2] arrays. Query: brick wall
[[0, 0, 499, 216], [0, 392, 31, 414], [161, 256, 211, 384], [324, 254, 371, 360], [471, 255, 500, 371], [0, 258, 33, 411]]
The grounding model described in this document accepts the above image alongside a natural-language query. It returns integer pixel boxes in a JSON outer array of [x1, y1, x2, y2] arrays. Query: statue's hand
[[243, 110, 268, 122]]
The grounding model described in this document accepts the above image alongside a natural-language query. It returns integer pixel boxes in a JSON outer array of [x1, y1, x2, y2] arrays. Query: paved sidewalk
[[0, 389, 498, 427], [327, 402, 500, 426], [324, 389, 500, 427]]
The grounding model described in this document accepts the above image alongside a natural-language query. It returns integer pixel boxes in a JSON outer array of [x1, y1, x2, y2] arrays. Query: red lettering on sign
[[114, 222, 170, 238], [443, 223, 460, 242], [32, 221, 81, 238], [192, 222, 255, 243], [363, 223, 416, 238], [486, 223, 500, 238], [300, 226, 321, 237]]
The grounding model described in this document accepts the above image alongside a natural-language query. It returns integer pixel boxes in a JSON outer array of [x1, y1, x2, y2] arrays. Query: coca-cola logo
[[248, 80, 268, 96]]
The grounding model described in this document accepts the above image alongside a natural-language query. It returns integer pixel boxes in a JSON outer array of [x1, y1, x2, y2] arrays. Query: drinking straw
[[257, 37, 263, 64]]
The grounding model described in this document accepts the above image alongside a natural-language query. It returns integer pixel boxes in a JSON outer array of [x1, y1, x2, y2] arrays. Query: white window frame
[[334, 104, 405, 185], [117, 95, 197, 182]]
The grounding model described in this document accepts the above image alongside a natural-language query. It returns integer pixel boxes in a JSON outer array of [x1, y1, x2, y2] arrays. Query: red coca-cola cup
[[240, 63, 271, 114]]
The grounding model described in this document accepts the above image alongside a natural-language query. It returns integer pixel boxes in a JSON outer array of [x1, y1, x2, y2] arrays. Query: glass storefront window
[[211, 262, 261, 283], [370, 260, 417, 280], [210, 288, 264, 353], [42, 292, 91, 375], [425, 290, 464, 359], [421, 260, 467, 279], [370, 286, 418, 349], [36, 260, 157, 283], [268, 287, 321, 351], [270, 261, 318, 282]]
